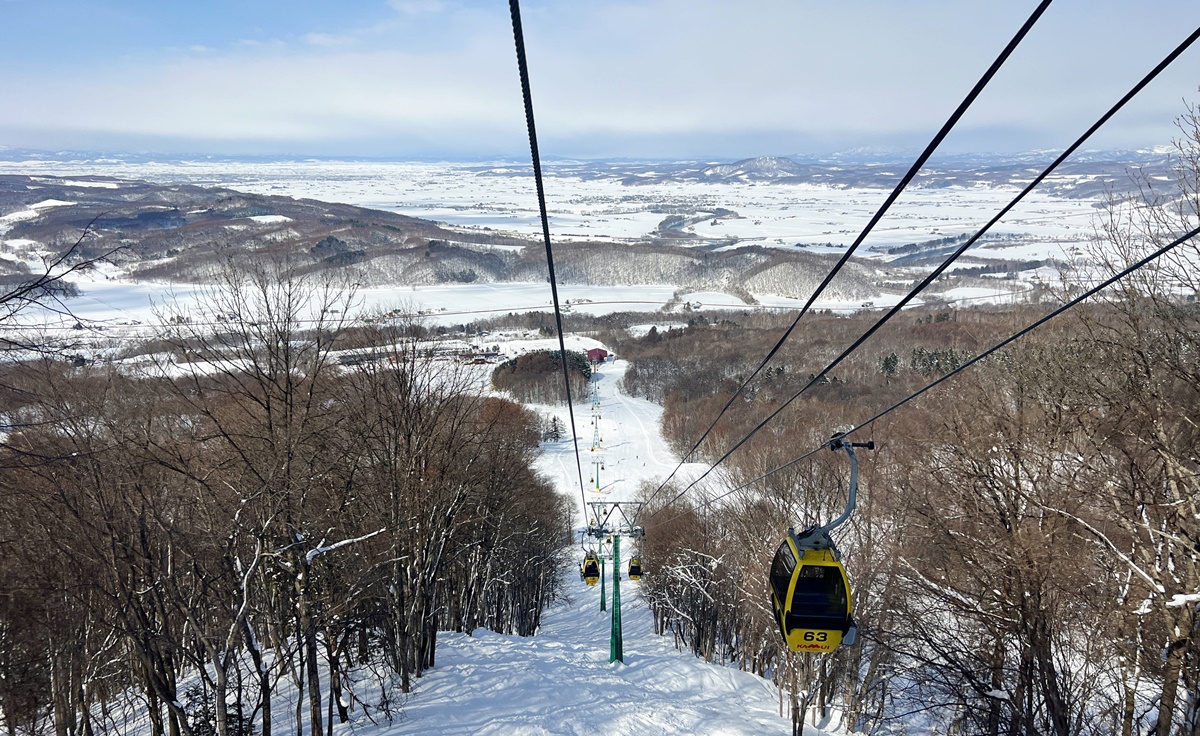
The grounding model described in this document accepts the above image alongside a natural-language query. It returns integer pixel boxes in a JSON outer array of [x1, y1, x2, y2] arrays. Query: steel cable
[[642, 0, 1055, 511], [508, 0, 590, 516], [664, 22, 1200, 507]]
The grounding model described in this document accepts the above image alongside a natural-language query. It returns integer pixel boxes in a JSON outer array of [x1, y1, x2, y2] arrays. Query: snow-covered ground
[[0, 158, 1107, 339], [393, 588, 797, 736], [0, 159, 1097, 256], [527, 356, 703, 516], [381, 353, 810, 735]]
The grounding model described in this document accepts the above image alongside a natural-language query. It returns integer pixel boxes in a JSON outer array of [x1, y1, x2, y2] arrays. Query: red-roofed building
[[586, 348, 609, 363]]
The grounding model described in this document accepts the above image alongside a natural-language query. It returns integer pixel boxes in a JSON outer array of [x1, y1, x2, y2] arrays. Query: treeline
[[0, 262, 570, 736], [621, 235, 1199, 731], [491, 349, 592, 405]]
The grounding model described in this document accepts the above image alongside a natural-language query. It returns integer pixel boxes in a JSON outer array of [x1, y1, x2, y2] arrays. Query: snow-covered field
[[0, 157, 1118, 343], [0, 159, 1098, 256]]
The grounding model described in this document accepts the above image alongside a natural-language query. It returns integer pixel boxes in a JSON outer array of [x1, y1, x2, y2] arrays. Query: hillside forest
[[615, 126, 1200, 735], [0, 262, 569, 736]]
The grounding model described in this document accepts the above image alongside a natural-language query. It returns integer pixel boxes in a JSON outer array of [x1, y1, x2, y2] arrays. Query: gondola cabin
[[582, 552, 601, 586], [627, 557, 642, 581], [769, 535, 856, 653]]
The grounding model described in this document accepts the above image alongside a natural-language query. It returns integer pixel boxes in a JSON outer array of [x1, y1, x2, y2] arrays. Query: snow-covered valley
[[0, 156, 1128, 351]]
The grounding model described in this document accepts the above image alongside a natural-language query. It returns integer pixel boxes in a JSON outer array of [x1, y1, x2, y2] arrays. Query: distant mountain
[[0, 174, 526, 284], [701, 156, 808, 180], [519, 151, 1172, 198]]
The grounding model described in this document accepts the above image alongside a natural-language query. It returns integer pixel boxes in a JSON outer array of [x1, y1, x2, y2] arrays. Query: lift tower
[[585, 502, 644, 663]]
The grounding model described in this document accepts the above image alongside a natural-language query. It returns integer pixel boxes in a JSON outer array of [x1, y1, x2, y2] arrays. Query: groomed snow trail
[[376, 350, 824, 735], [390, 582, 794, 735]]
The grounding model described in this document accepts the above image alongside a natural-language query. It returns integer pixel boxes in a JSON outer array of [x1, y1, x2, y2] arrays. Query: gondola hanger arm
[[791, 435, 874, 550]]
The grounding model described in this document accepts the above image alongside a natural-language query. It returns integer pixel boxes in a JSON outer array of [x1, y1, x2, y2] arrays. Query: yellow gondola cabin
[[769, 534, 856, 653], [582, 552, 601, 586], [768, 437, 871, 653]]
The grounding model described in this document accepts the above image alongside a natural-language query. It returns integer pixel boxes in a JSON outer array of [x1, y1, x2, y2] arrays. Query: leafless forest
[[621, 137, 1200, 734], [0, 262, 569, 736]]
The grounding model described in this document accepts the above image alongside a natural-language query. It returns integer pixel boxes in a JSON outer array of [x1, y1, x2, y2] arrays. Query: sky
[[1, 0, 1199, 160]]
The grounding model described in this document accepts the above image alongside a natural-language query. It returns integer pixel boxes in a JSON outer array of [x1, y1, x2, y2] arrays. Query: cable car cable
[[661, 22, 1200, 508], [508, 0, 590, 511], [839, 221, 1200, 440], [641, 0, 1053, 511], [650, 219, 1200, 523]]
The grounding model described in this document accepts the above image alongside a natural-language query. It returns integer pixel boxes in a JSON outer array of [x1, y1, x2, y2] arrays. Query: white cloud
[[4, 0, 1199, 156], [388, 0, 448, 17], [234, 38, 286, 50], [303, 33, 357, 49], [2, 32, 525, 149]]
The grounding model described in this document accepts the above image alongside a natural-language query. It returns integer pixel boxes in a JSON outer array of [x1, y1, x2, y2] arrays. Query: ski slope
[[382, 352, 827, 735], [393, 583, 794, 735]]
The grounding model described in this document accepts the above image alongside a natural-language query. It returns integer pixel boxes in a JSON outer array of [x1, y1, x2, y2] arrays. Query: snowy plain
[[0, 157, 1120, 346], [1, 158, 1099, 255]]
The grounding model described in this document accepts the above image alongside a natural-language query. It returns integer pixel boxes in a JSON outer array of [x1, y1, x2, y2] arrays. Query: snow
[[356, 283, 683, 325], [34, 178, 120, 188], [385, 355, 805, 735], [304, 529, 387, 565], [0, 159, 1101, 263], [7, 281, 207, 327], [1, 238, 40, 248], [627, 322, 687, 337], [1, 209, 45, 228], [936, 286, 1031, 305], [392, 598, 796, 735], [1166, 592, 1200, 608], [29, 198, 76, 209], [1, 199, 76, 239], [248, 214, 293, 223]]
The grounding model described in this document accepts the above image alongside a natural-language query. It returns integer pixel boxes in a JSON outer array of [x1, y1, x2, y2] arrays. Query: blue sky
[[1, 0, 1198, 159]]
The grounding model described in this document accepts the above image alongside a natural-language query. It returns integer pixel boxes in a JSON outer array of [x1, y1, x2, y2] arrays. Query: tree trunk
[[244, 621, 271, 736], [1158, 635, 1187, 736], [295, 558, 324, 736], [51, 651, 69, 736], [147, 688, 164, 736], [214, 659, 228, 736], [77, 683, 95, 736]]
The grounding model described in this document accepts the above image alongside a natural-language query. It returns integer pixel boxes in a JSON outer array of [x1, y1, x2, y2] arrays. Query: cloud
[[1, 31, 527, 154], [388, 0, 448, 17], [3, 0, 1199, 157], [234, 38, 287, 50], [303, 32, 357, 49]]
